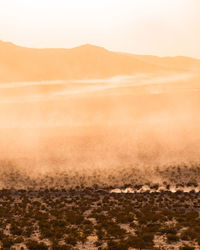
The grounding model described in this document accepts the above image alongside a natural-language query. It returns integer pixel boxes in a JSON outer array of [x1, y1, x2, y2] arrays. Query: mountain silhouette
[[0, 41, 199, 83]]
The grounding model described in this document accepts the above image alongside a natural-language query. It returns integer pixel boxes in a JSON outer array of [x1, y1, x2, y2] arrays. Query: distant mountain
[[125, 53, 200, 72], [0, 41, 199, 83]]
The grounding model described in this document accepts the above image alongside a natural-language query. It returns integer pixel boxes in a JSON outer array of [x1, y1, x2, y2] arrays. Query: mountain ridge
[[0, 40, 199, 83]]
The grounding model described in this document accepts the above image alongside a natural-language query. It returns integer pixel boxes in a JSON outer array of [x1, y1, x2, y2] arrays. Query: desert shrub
[[94, 240, 102, 247], [115, 212, 134, 224], [160, 226, 177, 235], [81, 223, 93, 236], [167, 233, 179, 243], [66, 211, 84, 225], [0, 230, 5, 240], [141, 232, 154, 242], [181, 246, 195, 250], [10, 222, 24, 236], [2, 236, 14, 248], [24, 226, 34, 237], [145, 223, 161, 233], [185, 211, 199, 220], [96, 229, 106, 240], [14, 236, 24, 243], [52, 244, 72, 250], [104, 222, 126, 238], [180, 229, 198, 241], [65, 234, 77, 246], [26, 240, 48, 250], [127, 236, 146, 249], [107, 239, 129, 250]]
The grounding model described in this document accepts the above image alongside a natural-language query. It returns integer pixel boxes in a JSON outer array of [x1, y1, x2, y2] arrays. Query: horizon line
[[1, 39, 200, 60]]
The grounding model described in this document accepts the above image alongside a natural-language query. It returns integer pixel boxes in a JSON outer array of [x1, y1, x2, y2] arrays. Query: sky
[[0, 0, 200, 58]]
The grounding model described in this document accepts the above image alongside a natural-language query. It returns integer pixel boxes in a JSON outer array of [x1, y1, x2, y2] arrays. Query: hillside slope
[[0, 41, 199, 83]]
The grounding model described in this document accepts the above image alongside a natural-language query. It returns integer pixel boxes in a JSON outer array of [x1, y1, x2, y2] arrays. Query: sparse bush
[[167, 233, 179, 243], [26, 240, 48, 250], [2, 236, 14, 248]]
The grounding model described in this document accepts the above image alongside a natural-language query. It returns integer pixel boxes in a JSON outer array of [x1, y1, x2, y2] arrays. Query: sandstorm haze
[[0, 0, 200, 188]]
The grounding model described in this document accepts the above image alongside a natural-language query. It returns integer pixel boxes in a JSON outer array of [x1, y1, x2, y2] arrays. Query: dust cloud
[[0, 72, 200, 188]]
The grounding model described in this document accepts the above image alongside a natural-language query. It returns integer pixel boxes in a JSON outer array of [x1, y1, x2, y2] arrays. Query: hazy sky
[[0, 0, 200, 58]]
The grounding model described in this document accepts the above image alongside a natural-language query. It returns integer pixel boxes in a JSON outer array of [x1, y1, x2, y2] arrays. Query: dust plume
[[0, 72, 200, 189]]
